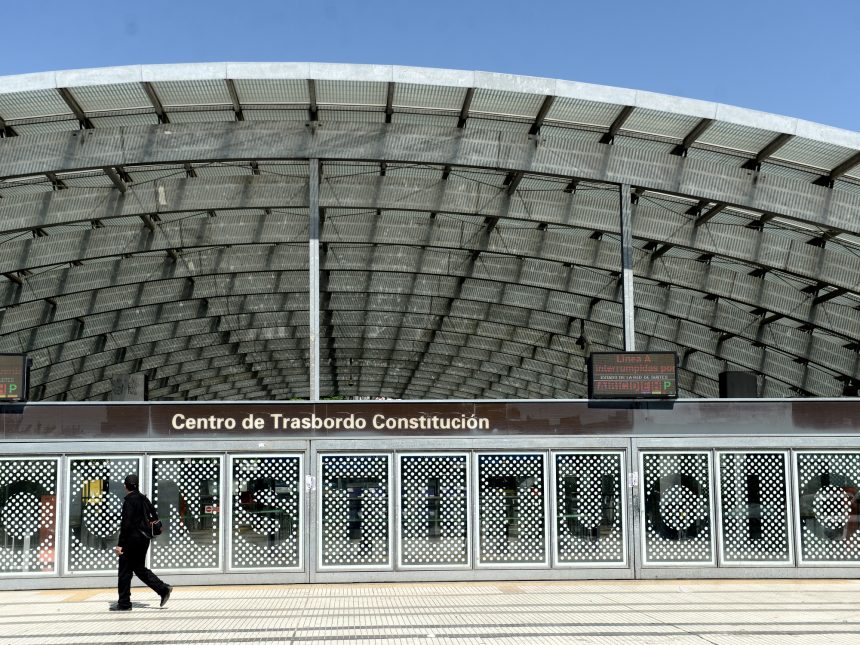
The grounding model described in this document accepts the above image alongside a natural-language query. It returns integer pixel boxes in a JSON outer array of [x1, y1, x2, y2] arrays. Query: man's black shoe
[[109, 603, 132, 611], [160, 585, 173, 608]]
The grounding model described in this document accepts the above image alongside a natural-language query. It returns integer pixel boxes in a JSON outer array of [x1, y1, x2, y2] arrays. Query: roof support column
[[309, 158, 320, 401], [620, 183, 636, 351]]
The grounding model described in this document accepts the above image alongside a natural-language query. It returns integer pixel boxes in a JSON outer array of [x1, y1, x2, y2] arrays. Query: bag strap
[[143, 494, 159, 522]]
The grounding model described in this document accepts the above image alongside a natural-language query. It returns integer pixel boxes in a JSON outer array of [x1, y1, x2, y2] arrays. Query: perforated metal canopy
[[0, 63, 858, 401]]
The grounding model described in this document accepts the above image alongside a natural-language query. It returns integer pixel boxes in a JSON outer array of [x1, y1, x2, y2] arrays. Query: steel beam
[[225, 79, 245, 122], [600, 106, 634, 144], [307, 80, 319, 123], [1, 206, 856, 349], [0, 122, 858, 236], [57, 88, 94, 130], [34, 291, 831, 399], [813, 287, 848, 305], [102, 166, 127, 193], [815, 151, 860, 187], [6, 173, 854, 301], [385, 82, 395, 124], [457, 88, 475, 128], [23, 265, 848, 384], [671, 118, 714, 156], [619, 183, 635, 351], [309, 158, 320, 401], [742, 133, 793, 170], [694, 202, 726, 227], [0, 112, 16, 138], [141, 82, 169, 124], [529, 95, 555, 136]]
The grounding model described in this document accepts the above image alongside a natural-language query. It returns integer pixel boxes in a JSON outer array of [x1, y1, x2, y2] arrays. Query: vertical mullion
[[619, 183, 636, 351], [309, 159, 320, 401]]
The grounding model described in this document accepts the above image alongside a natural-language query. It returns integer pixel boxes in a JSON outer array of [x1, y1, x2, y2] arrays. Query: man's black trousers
[[117, 539, 168, 607]]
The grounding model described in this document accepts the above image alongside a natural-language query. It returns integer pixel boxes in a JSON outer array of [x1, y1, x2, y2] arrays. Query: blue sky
[[2, 1, 858, 131]]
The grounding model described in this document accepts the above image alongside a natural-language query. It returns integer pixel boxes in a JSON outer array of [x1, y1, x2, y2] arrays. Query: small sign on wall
[[110, 374, 147, 401], [0, 354, 29, 402]]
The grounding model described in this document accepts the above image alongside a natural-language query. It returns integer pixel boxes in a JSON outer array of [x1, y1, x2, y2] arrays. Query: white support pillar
[[309, 159, 320, 401], [620, 183, 636, 351]]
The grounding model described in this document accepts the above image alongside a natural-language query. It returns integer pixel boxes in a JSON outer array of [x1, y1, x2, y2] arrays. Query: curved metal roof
[[0, 63, 858, 401]]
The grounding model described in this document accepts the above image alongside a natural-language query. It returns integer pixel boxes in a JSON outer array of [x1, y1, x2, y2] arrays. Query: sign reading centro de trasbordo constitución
[[170, 411, 491, 432], [589, 351, 678, 399]]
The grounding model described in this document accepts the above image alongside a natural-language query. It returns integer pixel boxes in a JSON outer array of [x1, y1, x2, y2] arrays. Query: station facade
[[1, 398, 858, 589], [0, 64, 859, 588]]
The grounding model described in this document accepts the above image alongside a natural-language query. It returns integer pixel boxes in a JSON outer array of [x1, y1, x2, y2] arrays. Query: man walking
[[110, 474, 173, 611]]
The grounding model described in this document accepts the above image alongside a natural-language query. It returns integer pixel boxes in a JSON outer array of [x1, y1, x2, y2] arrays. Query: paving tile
[[1, 580, 859, 644]]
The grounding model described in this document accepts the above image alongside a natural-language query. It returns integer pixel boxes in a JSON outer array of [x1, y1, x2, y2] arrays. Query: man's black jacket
[[118, 489, 156, 549]]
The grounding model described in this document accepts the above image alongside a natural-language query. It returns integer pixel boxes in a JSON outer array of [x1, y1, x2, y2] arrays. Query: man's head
[[123, 474, 139, 493]]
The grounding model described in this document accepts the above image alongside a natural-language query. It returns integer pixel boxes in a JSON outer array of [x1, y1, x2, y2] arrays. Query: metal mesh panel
[[772, 138, 856, 171], [0, 458, 58, 575], [0, 178, 53, 197], [466, 117, 531, 135], [150, 80, 231, 107], [393, 112, 460, 128], [394, 83, 467, 111], [718, 452, 791, 564], [758, 161, 821, 183], [320, 454, 390, 568], [0, 89, 72, 120], [66, 457, 140, 573], [90, 113, 159, 127], [540, 125, 605, 146], [256, 162, 310, 177], [194, 164, 253, 178], [230, 455, 301, 570], [233, 79, 308, 104], [150, 456, 221, 570], [316, 109, 386, 123], [545, 98, 622, 128], [697, 121, 777, 154], [126, 165, 187, 183], [641, 452, 714, 565], [59, 171, 115, 188], [477, 453, 546, 565], [612, 135, 676, 155], [470, 89, 544, 118], [69, 83, 151, 112], [796, 453, 860, 563], [555, 452, 625, 564], [166, 109, 235, 123], [622, 108, 703, 140], [315, 80, 386, 106], [12, 120, 79, 135], [399, 454, 469, 568], [243, 109, 308, 122]]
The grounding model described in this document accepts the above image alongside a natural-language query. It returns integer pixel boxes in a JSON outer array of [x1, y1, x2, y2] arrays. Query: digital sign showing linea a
[[0, 354, 28, 402], [588, 352, 678, 399]]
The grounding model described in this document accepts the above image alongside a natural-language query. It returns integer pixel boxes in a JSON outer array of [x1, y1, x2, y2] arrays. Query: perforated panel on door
[[230, 455, 302, 570], [796, 453, 860, 563], [0, 458, 58, 575], [399, 454, 469, 568], [320, 454, 390, 569], [66, 457, 141, 573], [151, 456, 222, 571], [641, 452, 714, 565], [718, 452, 791, 564], [554, 452, 626, 565], [477, 453, 547, 566]]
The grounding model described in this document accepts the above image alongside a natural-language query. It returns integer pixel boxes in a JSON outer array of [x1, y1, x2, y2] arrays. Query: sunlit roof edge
[[0, 62, 856, 150]]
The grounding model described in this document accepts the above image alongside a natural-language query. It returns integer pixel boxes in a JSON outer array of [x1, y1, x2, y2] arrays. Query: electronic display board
[[0, 354, 28, 402], [588, 352, 678, 399]]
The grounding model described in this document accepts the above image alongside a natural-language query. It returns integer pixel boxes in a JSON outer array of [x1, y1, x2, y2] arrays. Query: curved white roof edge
[[0, 62, 857, 151]]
